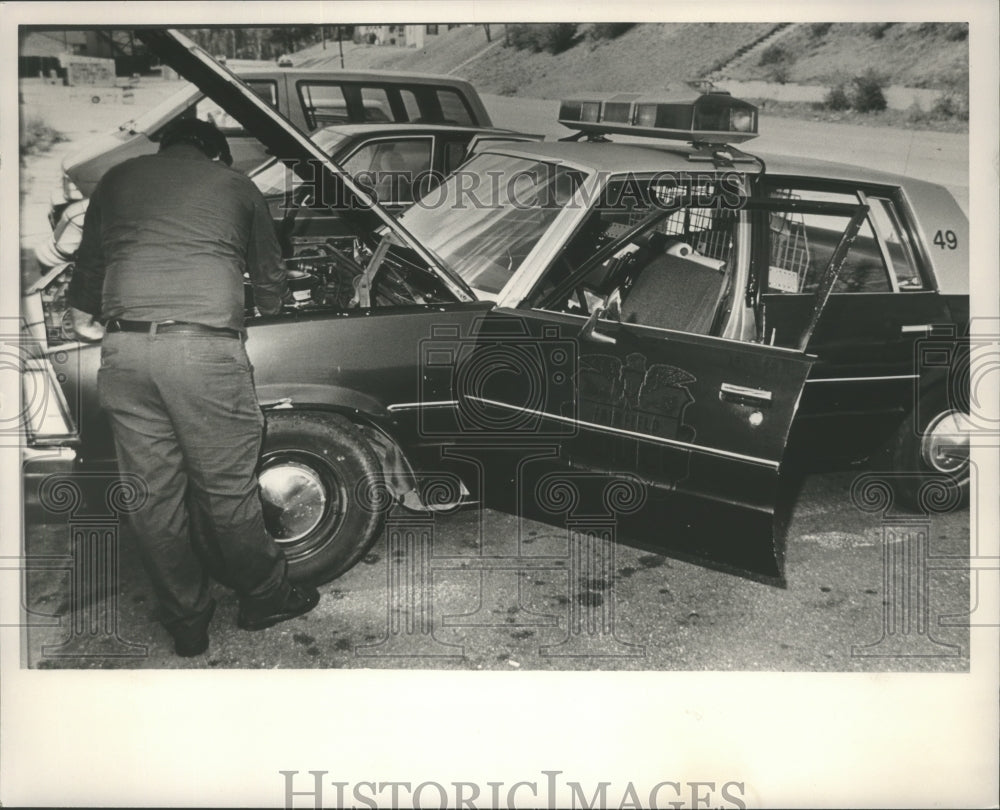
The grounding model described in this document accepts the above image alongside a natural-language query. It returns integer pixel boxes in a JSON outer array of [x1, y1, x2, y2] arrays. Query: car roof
[[316, 123, 524, 139], [476, 138, 926, 188], [233, 66, 479, 86]]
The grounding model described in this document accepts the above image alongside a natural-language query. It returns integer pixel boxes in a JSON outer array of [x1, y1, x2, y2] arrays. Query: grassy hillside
[[735, 22, 968, 88], [460, 23, 777, 96], [296, 23, 778, 92], [297, 22, 967, 96]]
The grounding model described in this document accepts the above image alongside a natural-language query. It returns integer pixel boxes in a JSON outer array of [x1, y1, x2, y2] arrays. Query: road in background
[[482, 94, 970, 213]]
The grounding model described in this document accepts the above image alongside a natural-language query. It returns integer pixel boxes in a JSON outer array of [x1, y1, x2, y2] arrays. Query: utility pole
[[337, 25, 344, 68]]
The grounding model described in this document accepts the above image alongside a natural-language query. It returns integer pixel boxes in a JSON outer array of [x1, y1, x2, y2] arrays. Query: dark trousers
[[97, 330, 285, 628]]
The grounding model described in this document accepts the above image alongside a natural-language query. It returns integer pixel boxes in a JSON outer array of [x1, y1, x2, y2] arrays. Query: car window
[[437, 89, 475, 125], [442, 139, 469, 174], [298, 82, 350, 128], [358, 87, 393, 122], [342, 137, 433, 203], [249, 130, 351, 198], [399, 89, 422, 122], [245, 80, 278, 107], [532, 177, 742, 335], [866, 196, 925, 289], [767, 187, 891, 294]]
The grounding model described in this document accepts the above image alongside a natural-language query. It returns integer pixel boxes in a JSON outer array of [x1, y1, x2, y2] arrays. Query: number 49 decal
[[933, 229, 959, 250]]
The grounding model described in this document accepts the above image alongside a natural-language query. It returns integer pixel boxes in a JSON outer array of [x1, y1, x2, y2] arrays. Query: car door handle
[[900, 324, 933, 334], [720, 383, 773, 406]]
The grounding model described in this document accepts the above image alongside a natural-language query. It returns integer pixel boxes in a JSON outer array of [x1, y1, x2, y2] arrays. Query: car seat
[[619, 242, 728, 335]]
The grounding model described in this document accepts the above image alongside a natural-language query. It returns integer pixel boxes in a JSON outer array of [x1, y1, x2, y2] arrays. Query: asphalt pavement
[[22, 469, 970, 671]]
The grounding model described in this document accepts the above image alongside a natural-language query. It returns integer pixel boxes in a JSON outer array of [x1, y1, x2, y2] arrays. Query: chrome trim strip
[[900, 324, 933, 333], [720, 382, 773, 402], [466, 396, 780, 468], [387, 400, 458, 412], [806, 374, 916, 383]]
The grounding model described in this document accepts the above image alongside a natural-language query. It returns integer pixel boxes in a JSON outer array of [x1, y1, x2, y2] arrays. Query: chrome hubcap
[[259, 460, 328, 543], [921, 410, 971, 476]]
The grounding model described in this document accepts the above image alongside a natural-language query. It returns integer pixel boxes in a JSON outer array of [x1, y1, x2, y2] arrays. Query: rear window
[[436, 89, 474, 125]]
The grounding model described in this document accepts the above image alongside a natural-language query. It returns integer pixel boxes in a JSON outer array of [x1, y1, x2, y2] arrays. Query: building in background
[[19, 29, 154, 81], [355, 24, 462, 48]]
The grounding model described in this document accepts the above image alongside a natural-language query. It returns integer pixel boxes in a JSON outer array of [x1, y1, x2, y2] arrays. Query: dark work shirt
[[68, 144, 285, 330]]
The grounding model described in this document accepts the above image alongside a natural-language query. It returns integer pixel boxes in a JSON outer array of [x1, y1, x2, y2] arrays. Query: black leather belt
[[105, 319, 241, 339]]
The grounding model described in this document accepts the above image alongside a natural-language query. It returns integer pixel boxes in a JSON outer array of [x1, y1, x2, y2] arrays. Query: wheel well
[[263, 404, 420, 505]]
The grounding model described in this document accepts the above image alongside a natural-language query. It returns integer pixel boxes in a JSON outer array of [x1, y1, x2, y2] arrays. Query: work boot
[[237, 581, 320, 631], [167, 599, 216, 657]]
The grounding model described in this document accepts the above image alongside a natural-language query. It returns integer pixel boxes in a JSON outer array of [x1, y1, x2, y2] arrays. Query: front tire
[[258, 412, 386, 585]]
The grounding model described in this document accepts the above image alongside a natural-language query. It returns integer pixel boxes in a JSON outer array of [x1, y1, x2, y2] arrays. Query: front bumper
[[22, 446, 78, 508], [47, 189, 71, 232]]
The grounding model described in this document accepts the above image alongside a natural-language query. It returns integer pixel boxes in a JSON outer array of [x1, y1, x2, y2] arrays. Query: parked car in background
[[30, 121, 540, 342], [47, 65, 494, 227]]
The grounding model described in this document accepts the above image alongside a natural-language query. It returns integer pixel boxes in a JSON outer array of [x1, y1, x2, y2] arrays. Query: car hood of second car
[[136, 28, 475, 303]]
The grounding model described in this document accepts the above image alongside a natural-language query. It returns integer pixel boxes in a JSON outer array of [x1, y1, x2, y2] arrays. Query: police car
[[22, 29, 970, 587]]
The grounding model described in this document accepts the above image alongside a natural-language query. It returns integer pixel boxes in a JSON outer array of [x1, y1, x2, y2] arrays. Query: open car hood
[[137, 28, 474, 303]]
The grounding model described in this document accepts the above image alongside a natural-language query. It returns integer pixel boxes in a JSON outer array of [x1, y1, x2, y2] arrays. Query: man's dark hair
[[159, 118, 234, 166]]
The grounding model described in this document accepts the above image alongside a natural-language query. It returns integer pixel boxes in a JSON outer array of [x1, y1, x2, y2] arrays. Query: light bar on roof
[[558, 90, 759, 144]]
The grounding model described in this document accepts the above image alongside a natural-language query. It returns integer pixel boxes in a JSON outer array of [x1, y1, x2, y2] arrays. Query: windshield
[[396, 153, 587, 295], [250, 129, 351, 197]]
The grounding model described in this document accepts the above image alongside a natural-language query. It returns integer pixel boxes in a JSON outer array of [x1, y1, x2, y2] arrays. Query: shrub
[[809, 22, 833, 38], [505, 24, 536, 50], [540, 23, 578, 53], [851, 70, 888, 112], [906, 102, 932, 126], [943, 22, 968, 41], [863, 22, 894, 39], [823, 83, 851, 111], [765, 63, 789, 84], [758, 44, 788, 66], [932, 88, 969, 121], [505, 23, 578, 54], [916, 21, 968, 40], [588, 23, 634, 42], [20, 115, 66, 158]]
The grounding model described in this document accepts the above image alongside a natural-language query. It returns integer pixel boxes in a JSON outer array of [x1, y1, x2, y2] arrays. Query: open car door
[[446, 193, 868, 584]]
